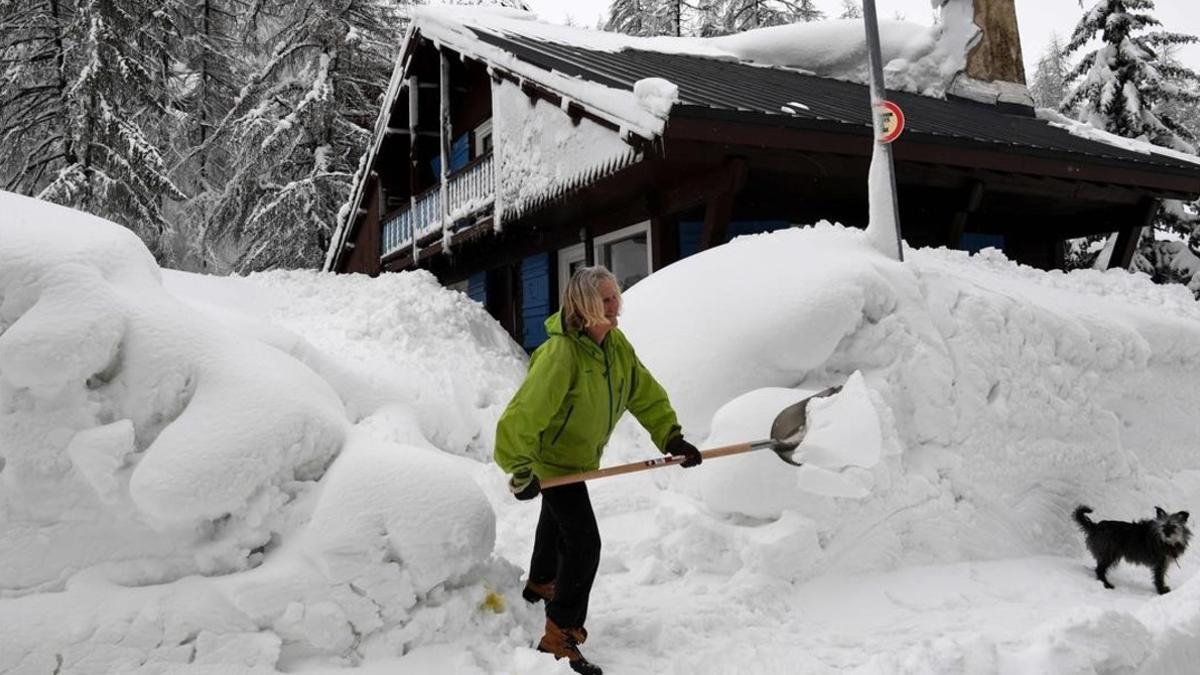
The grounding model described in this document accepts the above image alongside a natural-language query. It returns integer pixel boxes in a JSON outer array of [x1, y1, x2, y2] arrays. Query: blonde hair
[[561, 266, 620, 331]]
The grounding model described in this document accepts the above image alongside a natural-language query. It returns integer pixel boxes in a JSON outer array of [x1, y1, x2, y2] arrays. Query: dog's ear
[[1156, 506, 1169, 520], [1178, 511, 1190, 523]]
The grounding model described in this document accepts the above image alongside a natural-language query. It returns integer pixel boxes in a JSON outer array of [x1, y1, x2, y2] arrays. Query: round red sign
[[877, 100, 905, 144]]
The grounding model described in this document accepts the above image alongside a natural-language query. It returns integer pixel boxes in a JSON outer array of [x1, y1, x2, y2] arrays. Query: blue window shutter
[[521, 253, 551, 351], [678, 221, 703, 259], [450, 134, 470, 173], [960, 233, 1005, 254], [467, 272, 487, 304], [430, 135, 470, 178]]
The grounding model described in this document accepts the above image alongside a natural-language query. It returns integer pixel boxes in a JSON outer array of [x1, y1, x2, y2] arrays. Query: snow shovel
[[540, 386, 842, 489]]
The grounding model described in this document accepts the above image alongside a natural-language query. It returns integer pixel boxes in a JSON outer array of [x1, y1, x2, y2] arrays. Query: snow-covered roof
[[415, 4, 976, 131]]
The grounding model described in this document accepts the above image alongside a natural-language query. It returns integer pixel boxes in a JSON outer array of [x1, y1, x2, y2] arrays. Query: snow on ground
[[5, 190, 1200, 673]]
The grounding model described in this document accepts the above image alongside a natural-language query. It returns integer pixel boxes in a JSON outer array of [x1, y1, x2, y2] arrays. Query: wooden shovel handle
[[540, 441, 759, 489]]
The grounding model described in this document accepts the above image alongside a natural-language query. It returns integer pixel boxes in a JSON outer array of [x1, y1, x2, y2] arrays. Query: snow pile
[[0, 191, 508, 671], [165, 267, 528, 461], [620, 225, 1200, 581], [632, 77, 679, 118], [711, 10, 978, 98]]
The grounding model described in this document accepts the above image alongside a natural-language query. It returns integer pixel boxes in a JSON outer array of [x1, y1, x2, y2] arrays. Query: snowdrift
[[621, 224, 1200, 575], [0, 191, 513, 671]]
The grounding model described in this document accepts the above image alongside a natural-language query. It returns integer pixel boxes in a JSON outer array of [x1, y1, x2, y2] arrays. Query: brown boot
[[521, 579, 555, 604], [537, 619, 602, 675], [564, 626, 588, 644]]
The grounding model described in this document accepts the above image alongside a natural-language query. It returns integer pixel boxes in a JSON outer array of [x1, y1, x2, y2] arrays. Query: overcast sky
[[520, 0, 1200, 76]]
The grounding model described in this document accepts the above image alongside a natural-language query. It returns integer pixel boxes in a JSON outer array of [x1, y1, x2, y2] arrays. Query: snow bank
[[0, 191, 506, 670], [165, 267, 528, 461], [620, 225, 1200, 579]]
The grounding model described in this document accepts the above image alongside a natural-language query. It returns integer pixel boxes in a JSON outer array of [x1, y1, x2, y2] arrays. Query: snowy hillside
[[5, 190, 1200, 673]]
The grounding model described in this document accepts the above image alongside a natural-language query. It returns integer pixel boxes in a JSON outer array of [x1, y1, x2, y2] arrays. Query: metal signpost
[[861, 0, 905, 262]]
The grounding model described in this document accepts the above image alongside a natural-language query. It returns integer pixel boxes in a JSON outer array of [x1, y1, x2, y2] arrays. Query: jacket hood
[[544, 311, 613, 363], [544, 312, 565, 337]]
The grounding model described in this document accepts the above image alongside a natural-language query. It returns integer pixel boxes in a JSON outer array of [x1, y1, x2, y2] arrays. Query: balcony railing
[[382, 153, 494, 257]]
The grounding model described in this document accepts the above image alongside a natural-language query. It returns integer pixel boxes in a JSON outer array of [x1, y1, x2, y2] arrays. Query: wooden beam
[[665, 117, 1200, 197], [648, 194, 680, 271], [386, 127, 439, 137], [701, 190, 734, 250], [1109, 197, 1160, 270], [698, 158, 748, 250], [948, 179, 985, 247], [439, 50, 452, 249], [408, 76, 420, 262]]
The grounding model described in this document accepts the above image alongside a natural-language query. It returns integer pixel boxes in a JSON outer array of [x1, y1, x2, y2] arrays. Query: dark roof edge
[[668, 104, 1200, 182]]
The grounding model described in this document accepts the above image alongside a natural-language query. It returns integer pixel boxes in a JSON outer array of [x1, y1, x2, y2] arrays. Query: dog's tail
[[1073, 505, 1096, 533]]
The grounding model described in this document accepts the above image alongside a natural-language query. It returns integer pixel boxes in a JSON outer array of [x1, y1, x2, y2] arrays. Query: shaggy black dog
[[1074, 505, 1191, 594]]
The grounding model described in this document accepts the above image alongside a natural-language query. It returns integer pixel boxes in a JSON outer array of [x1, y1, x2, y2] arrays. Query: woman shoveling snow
[[494, 266, 703, 675]]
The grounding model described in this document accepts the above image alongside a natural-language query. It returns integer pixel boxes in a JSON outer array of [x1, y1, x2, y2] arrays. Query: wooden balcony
[[381, 152, 494, 257]]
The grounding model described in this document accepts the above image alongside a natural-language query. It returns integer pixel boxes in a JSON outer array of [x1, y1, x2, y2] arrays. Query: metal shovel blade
[[768, 385, 843, 466]]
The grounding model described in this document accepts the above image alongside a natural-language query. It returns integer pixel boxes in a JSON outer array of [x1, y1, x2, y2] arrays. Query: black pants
[[529, 482, 601, 629]]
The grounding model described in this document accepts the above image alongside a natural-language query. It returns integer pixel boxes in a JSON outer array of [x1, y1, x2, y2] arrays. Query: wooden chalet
[[325, 5, 1200, 351]]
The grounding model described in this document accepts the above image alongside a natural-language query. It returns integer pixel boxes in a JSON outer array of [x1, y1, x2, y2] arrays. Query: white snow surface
[[7, 191, 1200, 673], [492, 79, 639, 222], [1037, 108, 1200, 168]]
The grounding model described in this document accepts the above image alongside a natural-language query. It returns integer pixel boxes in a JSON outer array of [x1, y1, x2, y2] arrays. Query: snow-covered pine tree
[[1029, 32, 1070, 110], [1062, 0, 1200, 151], [204, 0, 402, 272], [167, 0, 247, 269], [1062, 1, 1200, 290], [720, 0, 822, 33], [652, 0, 686, 37], [1, 0, 76, 196], [838, 0, 862, 20], [1154, 46, 1200, 148], [604, 0, 654, 36], [34, 0, 187, 258]]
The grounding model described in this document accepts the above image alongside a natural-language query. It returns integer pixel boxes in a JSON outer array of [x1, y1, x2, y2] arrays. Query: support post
[[701, 190, 735, 250], [407, 76, 419, 264], [439, 50, 452, 251], [1109, 198, 1159, 270], [948, 180, 985, 248], [649, 196, 679, 271], [699, 158, 747, 251]]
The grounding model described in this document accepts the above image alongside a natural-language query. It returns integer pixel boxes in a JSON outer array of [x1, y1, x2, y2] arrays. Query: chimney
[[965, 0, 1026, 85], [941, 0, 1034, 110]]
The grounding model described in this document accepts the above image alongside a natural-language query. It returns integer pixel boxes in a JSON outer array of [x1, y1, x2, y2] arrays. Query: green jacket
[[495, 312, 682, 479]]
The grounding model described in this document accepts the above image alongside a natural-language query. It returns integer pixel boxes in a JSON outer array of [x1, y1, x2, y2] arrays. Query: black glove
[[666, 435, 702, 468], [509, 471, 541, 501]]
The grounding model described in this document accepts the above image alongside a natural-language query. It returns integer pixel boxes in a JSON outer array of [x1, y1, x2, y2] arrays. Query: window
[[557, 243, 586, 301], [473, 119, 493, 158], [594, 222, 652, 291]]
